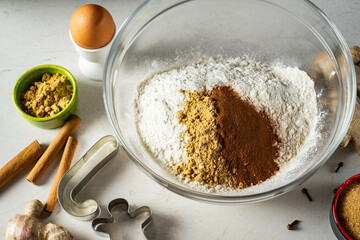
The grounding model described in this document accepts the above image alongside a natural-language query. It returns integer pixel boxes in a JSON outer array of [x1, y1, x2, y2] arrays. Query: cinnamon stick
[[45, 136, 78, 212], [27, 115, 81, 185], [0, 140, 44, 189]]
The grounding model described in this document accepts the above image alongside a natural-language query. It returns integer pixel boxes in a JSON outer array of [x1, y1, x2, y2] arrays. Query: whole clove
[[287, 220, 300, 230], [335, 162, 344, 173], [302, 188, 312, 202]]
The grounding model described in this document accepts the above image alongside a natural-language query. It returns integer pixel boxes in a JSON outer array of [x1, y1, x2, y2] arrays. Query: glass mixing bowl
[[103, 0, 356, 204]]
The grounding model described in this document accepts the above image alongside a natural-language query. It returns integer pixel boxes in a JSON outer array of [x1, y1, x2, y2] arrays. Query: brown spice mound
[[174, 90, 235, 187], [338, 181, 360, 240], [21, 73, 73, 118], [210, 86, 280, 187]]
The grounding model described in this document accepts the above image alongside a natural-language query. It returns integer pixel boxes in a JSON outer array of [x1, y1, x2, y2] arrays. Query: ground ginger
[[173, 90, 235, 187], [21, 73, 73, 118]]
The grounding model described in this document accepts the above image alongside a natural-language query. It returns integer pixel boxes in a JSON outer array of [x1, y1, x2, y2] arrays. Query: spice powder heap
[[211, 86, 280, 187], [135, 57, 318, 192], [174, 90, 235, 187], [174, 86, 280, 188], [338, 181, 360, 240], [21, 73, 73, 118]]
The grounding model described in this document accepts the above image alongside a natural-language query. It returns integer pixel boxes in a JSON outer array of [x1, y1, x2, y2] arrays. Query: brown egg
[[70, 4, 115, 49]]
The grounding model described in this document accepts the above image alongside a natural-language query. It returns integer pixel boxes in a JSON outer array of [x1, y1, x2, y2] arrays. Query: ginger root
[[6, 199, 73, 240], [350, 46, 360, 96], [340, 101, 360, 154], [314, 46, 360, 155]]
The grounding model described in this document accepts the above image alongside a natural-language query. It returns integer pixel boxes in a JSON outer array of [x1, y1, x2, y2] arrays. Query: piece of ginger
[[6, 199, 73, 240], [340, 100, 360, 155], [350, 46, 360, 97], [314, 46, 360, 155]]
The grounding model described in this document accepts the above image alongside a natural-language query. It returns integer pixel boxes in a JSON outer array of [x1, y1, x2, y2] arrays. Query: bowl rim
[[332, 173, 360, 240], [13, 64, 78, 122], [103, 0, 357, 203]]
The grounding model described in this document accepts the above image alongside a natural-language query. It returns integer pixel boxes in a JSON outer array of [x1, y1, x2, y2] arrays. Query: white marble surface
[[0, 0, 360, 239]]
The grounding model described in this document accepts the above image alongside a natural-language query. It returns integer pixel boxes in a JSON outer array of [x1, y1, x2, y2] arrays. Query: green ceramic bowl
[[13, 65, 78, 129]]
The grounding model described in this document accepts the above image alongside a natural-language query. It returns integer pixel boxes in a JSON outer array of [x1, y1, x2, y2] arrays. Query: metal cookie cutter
[[57, 135, 153, 239], [92, 198, 152, 239], [58, 135, 119, 220]]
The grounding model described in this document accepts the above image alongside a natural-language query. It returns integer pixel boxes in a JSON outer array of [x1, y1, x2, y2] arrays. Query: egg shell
[[70, 4, 115, 49]]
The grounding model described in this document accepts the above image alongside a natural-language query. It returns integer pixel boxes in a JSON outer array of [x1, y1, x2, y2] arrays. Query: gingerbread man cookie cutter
[[92, 198, 152, 239]]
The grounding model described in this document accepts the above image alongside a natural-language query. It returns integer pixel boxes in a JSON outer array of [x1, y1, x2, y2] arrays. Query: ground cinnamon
[[210, 86, 280, 187]]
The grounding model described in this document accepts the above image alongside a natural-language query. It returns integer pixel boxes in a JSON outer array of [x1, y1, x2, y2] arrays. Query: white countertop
[[1, 1, 360, 239]]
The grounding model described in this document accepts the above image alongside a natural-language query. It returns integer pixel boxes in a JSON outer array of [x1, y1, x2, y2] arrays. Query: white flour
[[135, 57, 318, 192]]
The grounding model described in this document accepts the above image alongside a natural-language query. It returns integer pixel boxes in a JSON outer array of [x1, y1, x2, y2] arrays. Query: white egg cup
[[69, 31, 114, 81]]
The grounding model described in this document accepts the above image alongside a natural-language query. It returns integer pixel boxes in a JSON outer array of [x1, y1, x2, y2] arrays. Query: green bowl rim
[[13, 64, 78, 122]]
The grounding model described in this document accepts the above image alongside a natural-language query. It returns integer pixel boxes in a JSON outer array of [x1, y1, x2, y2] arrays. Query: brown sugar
[[210, 86, 280, 187], [21, 73, 73, 118], [338, 181, 360, 240]]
